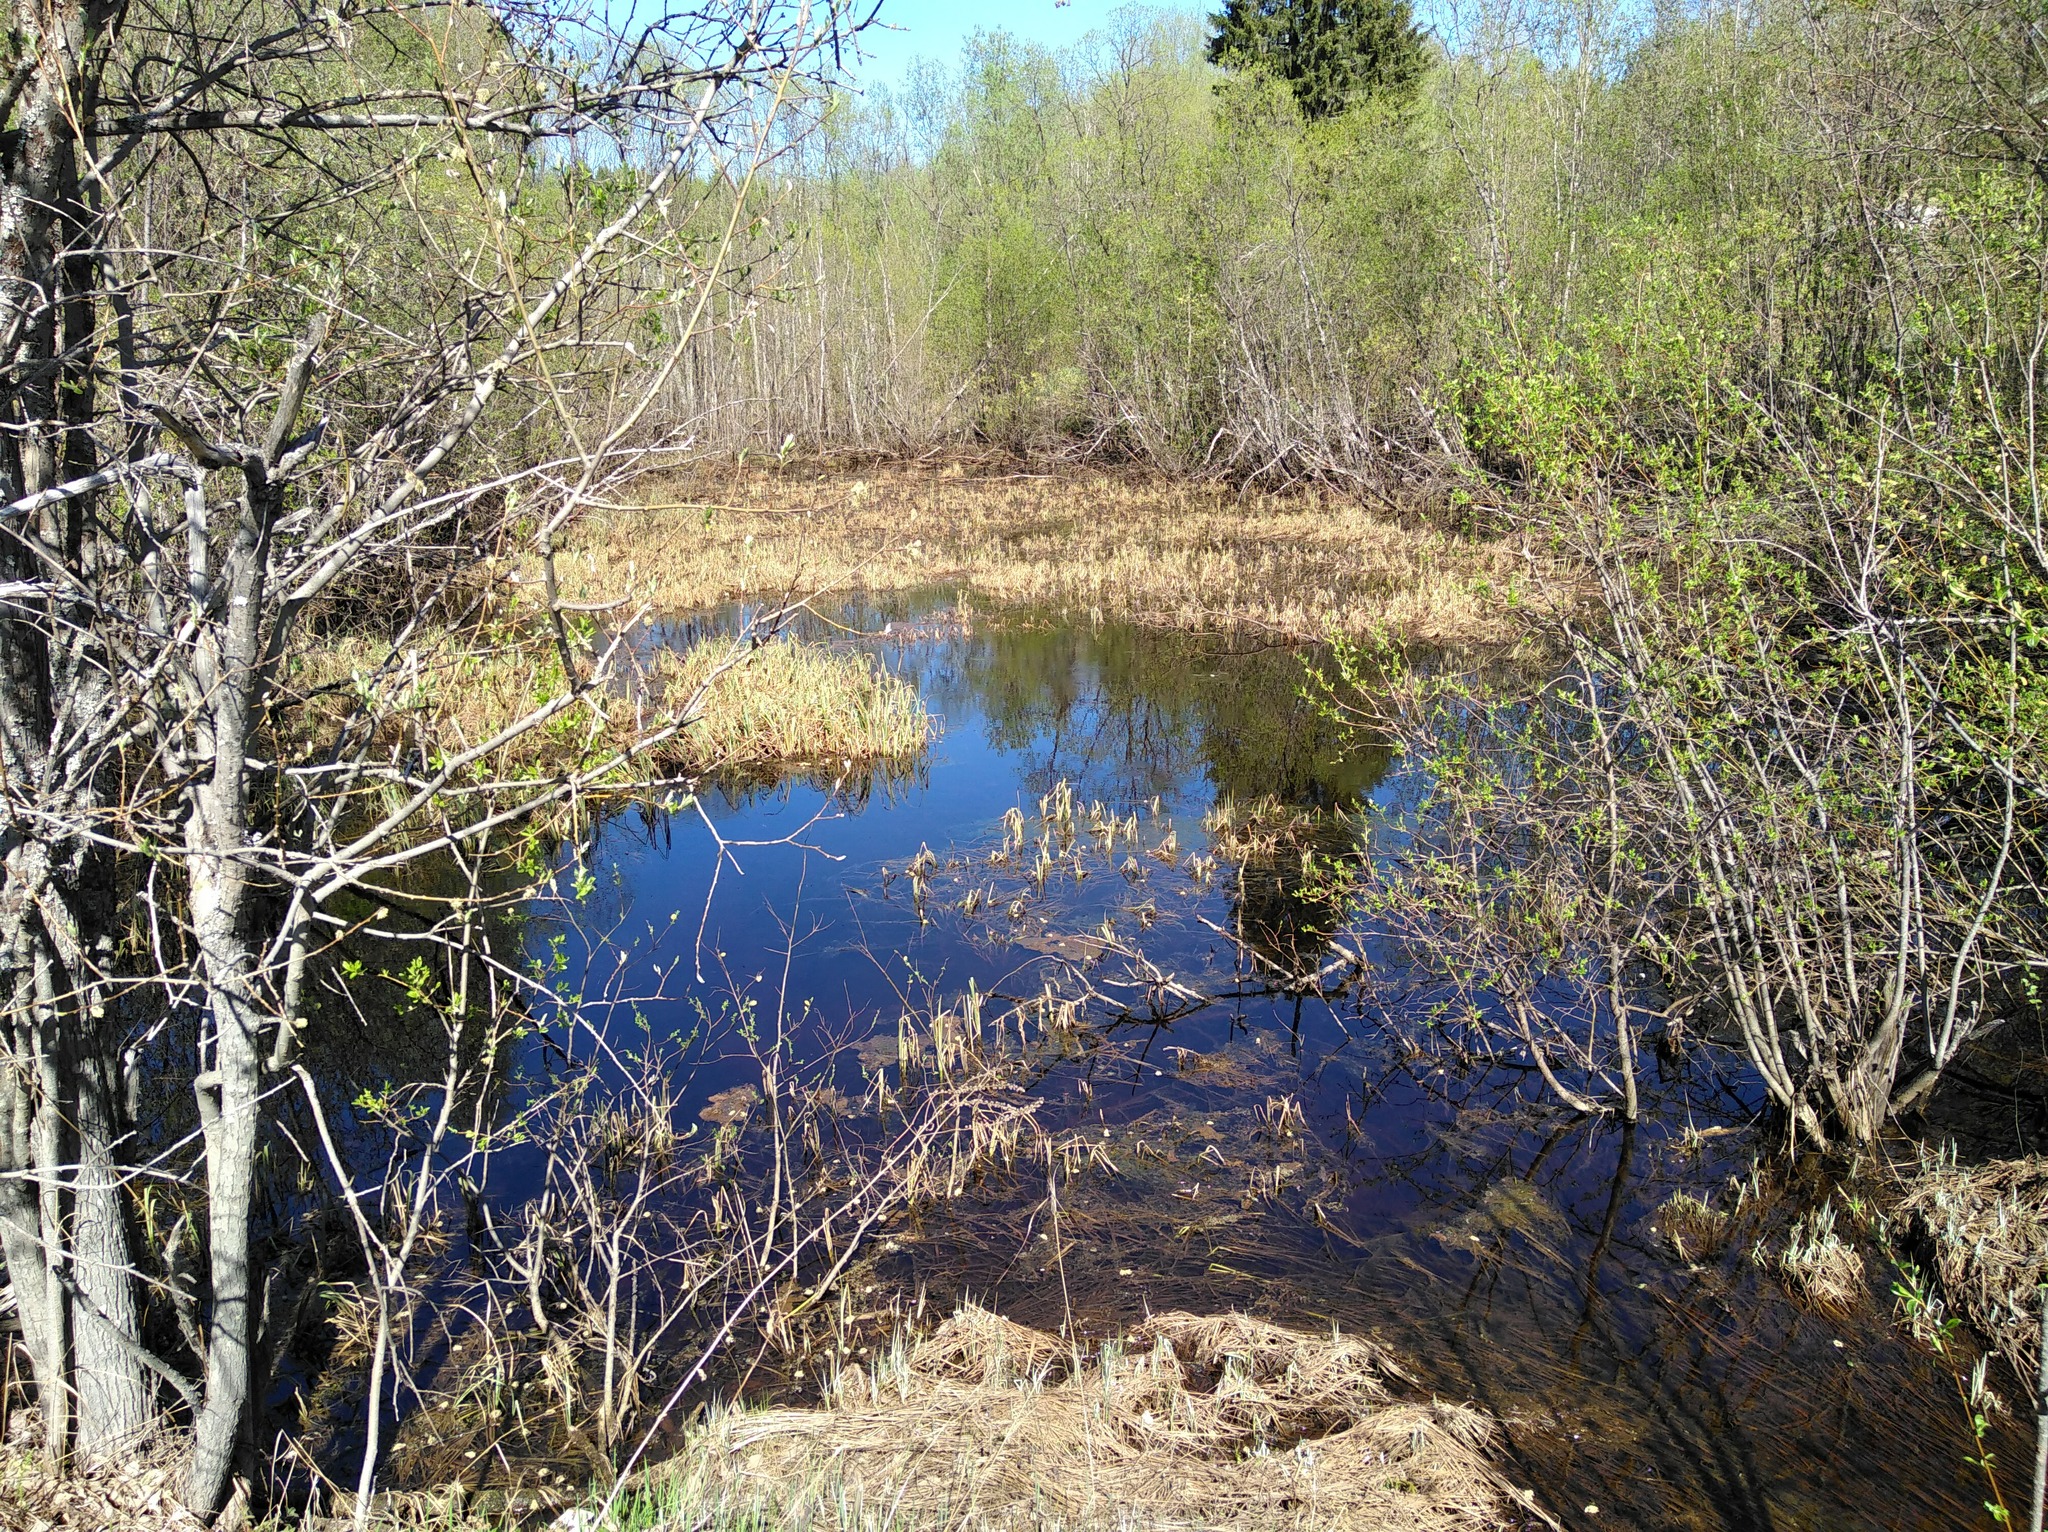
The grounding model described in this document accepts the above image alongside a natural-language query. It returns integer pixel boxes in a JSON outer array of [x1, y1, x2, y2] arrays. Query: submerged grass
[[544, 461, 1552, 647], [634, 1304, 1525, 1531], [293, 626, 932, 779]]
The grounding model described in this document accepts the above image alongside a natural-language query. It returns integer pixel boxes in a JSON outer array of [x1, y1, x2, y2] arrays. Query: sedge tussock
[[650, 638, 931, 769], [1900, 1149, 2048, 1385], [644, 1305, 1527, 1530], [1773, 1202, 1864, 1311], [549, 463, 1553, 648], [1652, 1191, 1729, 1262]]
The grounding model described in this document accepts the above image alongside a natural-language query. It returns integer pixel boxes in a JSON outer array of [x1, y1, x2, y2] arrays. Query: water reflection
[[517, 591, 2015, 1531]]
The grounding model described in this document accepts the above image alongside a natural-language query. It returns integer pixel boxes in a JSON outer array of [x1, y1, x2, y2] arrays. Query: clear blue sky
[[844, 0, 1163, 85]]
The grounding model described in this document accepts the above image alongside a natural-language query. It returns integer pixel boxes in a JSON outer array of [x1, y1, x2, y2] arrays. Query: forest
[[0, 0, 2043, 1527]]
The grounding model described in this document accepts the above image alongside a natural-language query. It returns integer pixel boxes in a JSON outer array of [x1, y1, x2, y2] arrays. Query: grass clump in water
[[632, 1303, 1520, 1530], [651, 638, 930, 772], [1654, 1191, 1730, 1262], [1773, 1201, 1865, 1311], [1202, 794, 1322, 864], [290, 627, 931, 779], [1900, 1147, 2048, 1386]]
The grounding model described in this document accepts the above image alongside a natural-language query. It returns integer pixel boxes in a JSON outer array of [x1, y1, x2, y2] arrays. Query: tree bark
[[184, 427, 300, 1517], [72, 1030, 150, 1457], [0, 0, 153, 1466]]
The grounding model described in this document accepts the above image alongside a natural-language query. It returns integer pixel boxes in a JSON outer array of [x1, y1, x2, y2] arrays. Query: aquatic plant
[[1899, 1147, 2048, 1391], [649, 638, 933, 771], [1774, 1203, 1866, 1311], [1203, 795, 1322, 864], [1654, 1192, 1730, 1263]]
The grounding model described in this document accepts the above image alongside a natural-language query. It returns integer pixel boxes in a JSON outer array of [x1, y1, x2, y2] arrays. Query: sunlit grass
[[541, 461, 1558, 647], [290, 626, 932, 779], [652, 637, 931, 769], [558, 1305, 1513, 1531]]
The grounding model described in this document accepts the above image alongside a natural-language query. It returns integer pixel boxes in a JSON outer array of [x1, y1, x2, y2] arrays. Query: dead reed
[[642, 1303, 1529, 1530], [1651, 1191, 1731, 1263], [1772, 1201, 1866, 1311], [648, 638, 930, 769], [545, 461, 1549, 647], [294, 626, 931, 779], [0, 1422, 208, 1532], [1899, 1148, 2048, 1386]]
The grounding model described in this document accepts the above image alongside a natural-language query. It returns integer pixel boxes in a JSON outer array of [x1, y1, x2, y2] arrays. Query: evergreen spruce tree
[[1207, 0, 1427, 120]]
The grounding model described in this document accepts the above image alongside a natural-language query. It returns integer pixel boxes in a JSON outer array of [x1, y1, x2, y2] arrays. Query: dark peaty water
[[528, 591, 2021, 1532]]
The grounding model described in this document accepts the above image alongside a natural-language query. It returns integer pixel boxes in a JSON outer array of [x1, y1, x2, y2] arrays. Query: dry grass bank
[[544, 462, 1547, 646], [293, 628, 931, 780], [638, 1303, 1532, 1531]]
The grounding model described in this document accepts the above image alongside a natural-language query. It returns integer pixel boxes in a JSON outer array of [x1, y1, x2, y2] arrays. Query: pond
[[523, 591, 2014, 1531]]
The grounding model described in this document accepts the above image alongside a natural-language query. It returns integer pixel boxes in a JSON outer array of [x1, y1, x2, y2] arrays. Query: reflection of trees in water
[[909, 619, 1397, 809], [1227, 821, 1361, 971], [128, 845, 536, 1209], [642, 595, 1401, 812], [282, 849, 539, 1194], [689, 755, 932, 816]]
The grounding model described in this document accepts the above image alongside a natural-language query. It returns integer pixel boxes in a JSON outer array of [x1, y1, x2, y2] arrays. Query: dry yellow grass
[[541, 461, 1545, 646], [1772, 1201, 1865, 1312], [650, 638, 931, 769], [1900, 1150, 2048, 1385], [1203, 794, 1325, 863], [639, 1304, 1534, 1531], [291, 627, 931, 779]]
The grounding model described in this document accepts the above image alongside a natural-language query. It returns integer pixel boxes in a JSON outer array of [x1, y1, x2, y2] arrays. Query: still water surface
[[540, 592, 2014, 1532]]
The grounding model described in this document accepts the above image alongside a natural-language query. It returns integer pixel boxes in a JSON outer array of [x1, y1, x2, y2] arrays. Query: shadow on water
[[508, 590, 2018, 1530]]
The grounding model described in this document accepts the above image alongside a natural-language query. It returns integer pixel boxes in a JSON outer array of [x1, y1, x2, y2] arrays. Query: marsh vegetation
[[1, 0, 2046, 1526]]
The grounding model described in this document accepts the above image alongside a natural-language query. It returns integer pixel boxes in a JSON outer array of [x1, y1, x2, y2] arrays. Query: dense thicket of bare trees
[[0, 0, 867, 1513]]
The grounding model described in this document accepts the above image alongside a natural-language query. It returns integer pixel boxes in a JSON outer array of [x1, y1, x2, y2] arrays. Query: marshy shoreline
[[538, 458, 1553, 650], [10, 462, 2046, 1532]]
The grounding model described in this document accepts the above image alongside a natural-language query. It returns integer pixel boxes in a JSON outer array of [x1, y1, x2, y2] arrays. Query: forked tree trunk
[[184, 437, 298, 1518]]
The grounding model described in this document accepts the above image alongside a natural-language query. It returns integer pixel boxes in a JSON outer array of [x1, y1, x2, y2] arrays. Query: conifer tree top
[[1207, 0, 1426, 120]]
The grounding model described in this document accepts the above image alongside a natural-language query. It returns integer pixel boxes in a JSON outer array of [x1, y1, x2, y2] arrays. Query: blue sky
[[844, 0, 1160, 85]]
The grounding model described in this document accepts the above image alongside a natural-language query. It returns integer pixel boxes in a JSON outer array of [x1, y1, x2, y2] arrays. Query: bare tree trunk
[[0, 0, 151, 1462], [183, 449, 290, 1515], [72, 1036, 150, 1458], [185, 946, 261, 1513], [0, 976, 66, 1459]]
